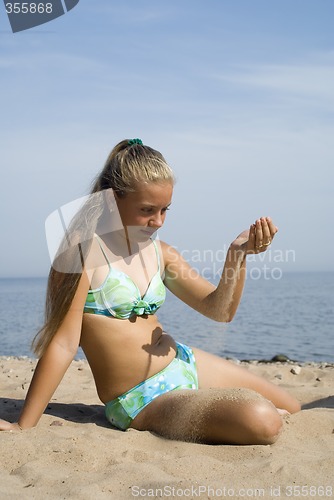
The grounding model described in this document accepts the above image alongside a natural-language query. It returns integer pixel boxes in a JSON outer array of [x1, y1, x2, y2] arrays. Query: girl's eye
[[141, 206, 170, 214]]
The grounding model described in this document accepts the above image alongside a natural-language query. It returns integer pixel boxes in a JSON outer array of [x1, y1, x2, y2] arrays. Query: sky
[[1, 0, 334, 277]]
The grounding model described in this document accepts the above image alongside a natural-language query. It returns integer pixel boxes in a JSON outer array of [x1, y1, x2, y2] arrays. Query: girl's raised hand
[[247, 217, 278, 254], [232, 217, 278, 255]]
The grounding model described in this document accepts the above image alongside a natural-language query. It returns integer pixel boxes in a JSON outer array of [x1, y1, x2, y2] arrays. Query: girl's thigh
[[192, 347, 300, 413]]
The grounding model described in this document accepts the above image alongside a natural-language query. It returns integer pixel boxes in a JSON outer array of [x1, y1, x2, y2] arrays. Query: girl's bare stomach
[[80, 313, 177, 403]]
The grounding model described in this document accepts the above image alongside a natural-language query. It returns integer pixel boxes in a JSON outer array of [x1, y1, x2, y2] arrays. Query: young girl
[[0, 139, 300, 444]]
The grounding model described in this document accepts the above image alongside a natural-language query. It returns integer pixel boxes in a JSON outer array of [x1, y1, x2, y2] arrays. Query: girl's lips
[[141, 228, 156, 235]]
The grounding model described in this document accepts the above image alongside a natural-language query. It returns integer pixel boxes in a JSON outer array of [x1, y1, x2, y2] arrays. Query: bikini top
[[83, 236, 166, 319]]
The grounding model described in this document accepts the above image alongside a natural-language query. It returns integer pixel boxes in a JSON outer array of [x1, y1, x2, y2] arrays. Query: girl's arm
[[162, 217, 278, 322], [0, 271, 91, 431]]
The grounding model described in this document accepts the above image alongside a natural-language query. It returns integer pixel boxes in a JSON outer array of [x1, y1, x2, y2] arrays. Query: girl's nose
[[149, 214, 163, 228]]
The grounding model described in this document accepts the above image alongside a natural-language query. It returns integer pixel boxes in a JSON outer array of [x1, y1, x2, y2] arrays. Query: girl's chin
[[125, 226, 157, 241]]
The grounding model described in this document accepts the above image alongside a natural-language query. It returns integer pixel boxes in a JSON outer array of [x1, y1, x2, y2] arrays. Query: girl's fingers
[[248, 224, 256, 252], [267, 217, 278, 238], [242, 217, 277, 253], [253, 217, 278, 251], [0, 420, 15, 432], [262, 218, 271, 244], [255, 219, 263, 249]]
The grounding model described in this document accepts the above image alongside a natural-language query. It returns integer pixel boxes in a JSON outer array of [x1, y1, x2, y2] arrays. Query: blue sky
[[1, 0, 333, 277]]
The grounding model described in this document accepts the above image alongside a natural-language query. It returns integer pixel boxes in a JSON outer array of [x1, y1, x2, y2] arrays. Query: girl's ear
[[113, 189, 126, 200], [104, 188, 118, 212], [99, 189, 124, 232]]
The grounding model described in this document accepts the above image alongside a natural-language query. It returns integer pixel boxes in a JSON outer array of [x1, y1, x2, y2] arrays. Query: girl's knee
[[247, 399, 283, 445], [201, 388, 284, 445]]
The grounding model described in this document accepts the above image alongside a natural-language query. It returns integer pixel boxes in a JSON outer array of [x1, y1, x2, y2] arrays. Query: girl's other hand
[[0, 419, 22, 432]]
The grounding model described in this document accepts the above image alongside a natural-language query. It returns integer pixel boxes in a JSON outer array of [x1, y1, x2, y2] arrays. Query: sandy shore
[[1, 357, 333, 500]]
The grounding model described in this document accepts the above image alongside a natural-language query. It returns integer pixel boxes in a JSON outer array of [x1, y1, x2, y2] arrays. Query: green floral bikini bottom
[[105, 342, 198, 430]]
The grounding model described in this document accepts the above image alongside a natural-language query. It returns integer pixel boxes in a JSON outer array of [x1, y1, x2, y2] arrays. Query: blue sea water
[[0, 272, 333, 363]]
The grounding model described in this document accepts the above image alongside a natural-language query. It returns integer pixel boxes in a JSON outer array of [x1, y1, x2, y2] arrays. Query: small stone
[[271, 354, 290, 362], [316, 377, 321, 382], [290, 366, 301, 375], [50, 420, 63, 427], [274, 374, 283, 380]]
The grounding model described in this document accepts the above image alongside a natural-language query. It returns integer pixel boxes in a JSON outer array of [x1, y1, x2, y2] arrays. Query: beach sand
[[1, 357, 333, 499]]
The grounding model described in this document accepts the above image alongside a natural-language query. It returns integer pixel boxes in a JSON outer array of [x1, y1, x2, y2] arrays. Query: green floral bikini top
[[83, 237, 166, 319]]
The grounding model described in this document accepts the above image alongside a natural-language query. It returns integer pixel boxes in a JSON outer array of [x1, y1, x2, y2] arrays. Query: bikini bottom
[[105, 342, 198, 430]]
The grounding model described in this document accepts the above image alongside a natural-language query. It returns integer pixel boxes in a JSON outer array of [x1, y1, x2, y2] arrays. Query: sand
[[1, 357, 333, 500]]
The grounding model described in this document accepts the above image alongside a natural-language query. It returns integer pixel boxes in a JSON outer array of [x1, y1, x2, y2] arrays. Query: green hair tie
[[128, 138, 143, 146]]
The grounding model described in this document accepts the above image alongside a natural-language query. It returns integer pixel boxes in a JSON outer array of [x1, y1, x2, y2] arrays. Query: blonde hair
[[92, 139, 175, 195], [32, 139, 175, 357]]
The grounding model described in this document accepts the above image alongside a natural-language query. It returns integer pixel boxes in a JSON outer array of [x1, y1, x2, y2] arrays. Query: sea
[[0, 272, 333, 363]]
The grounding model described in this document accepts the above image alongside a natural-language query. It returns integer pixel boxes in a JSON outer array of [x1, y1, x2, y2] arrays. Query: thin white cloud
[[84, 2, 175, 25], [213, 55, 334, 106], [0, 50, 106, 73]]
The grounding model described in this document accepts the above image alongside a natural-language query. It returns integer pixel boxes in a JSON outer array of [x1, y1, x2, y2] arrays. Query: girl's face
[[115, 181, 173, 238]]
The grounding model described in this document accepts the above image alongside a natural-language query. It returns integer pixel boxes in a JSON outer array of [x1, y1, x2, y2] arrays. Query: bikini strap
[[96, 234, 161, 272], [95, 235, 112, 268], [152, 239, 161, 272]]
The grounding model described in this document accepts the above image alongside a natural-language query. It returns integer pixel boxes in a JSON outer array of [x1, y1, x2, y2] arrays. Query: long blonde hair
[[32, 139, 175, 357]]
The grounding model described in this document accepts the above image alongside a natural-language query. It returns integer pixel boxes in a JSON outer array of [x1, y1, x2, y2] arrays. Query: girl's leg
[[192, 347, 301, 414], [131, 388, 283, 445]]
